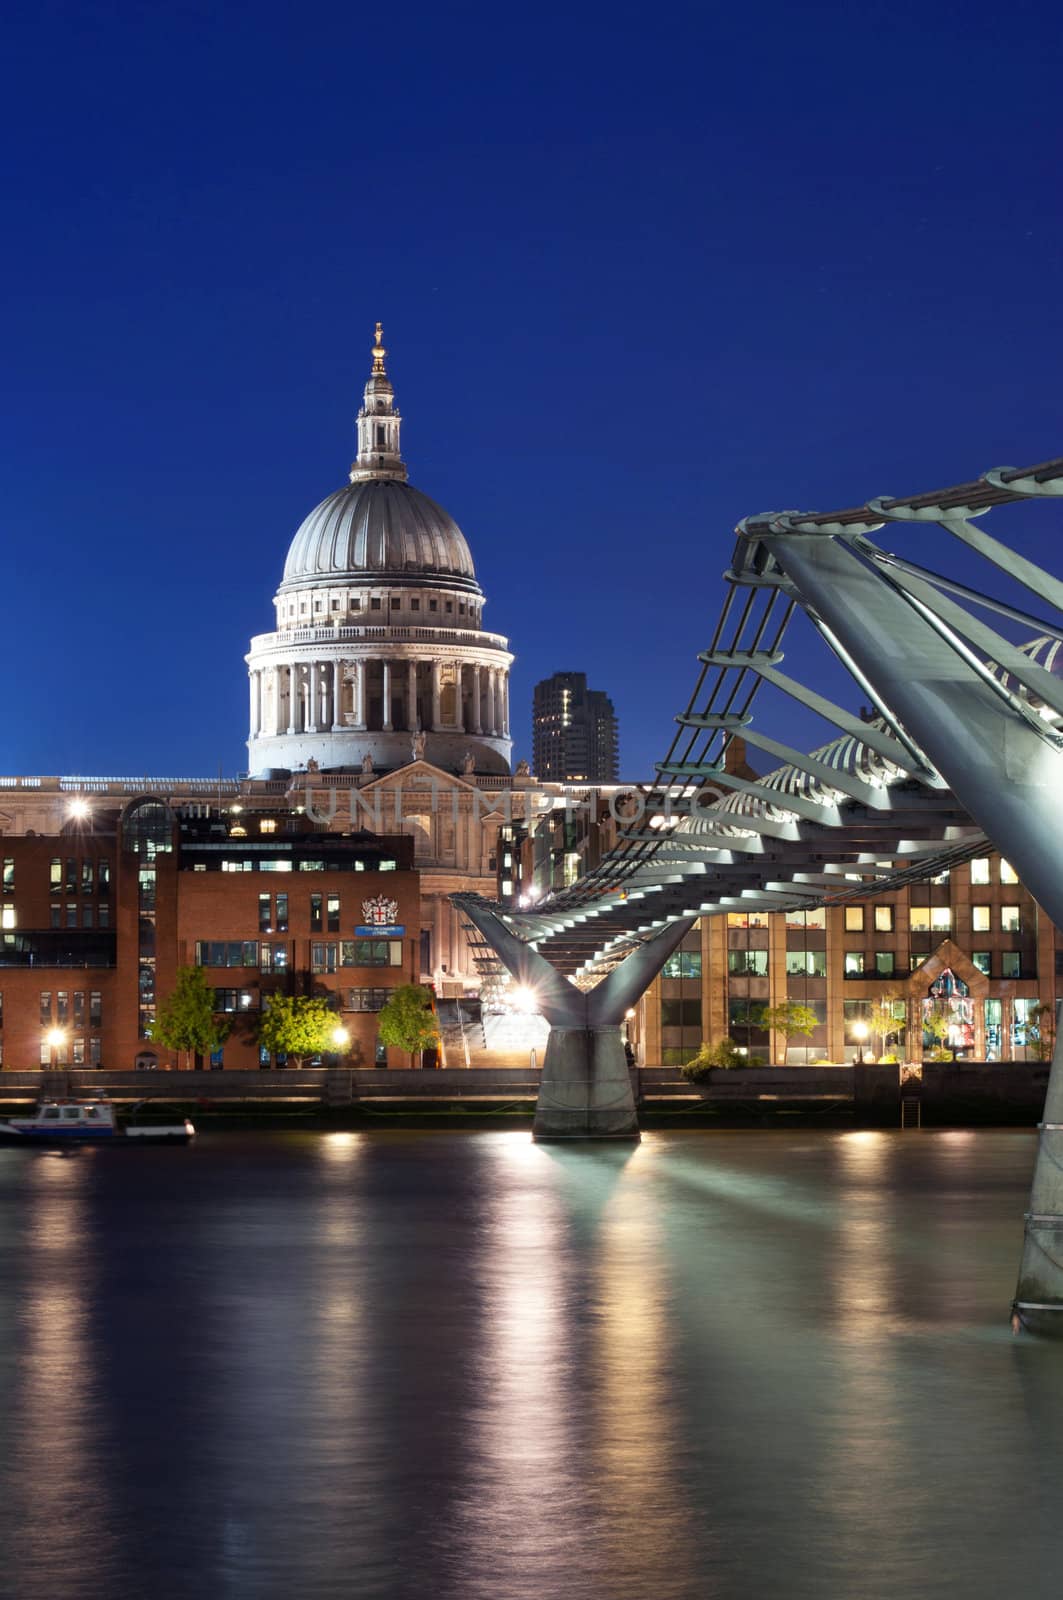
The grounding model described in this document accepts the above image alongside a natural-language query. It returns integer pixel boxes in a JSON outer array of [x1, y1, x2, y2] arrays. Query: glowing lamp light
[[68, 799, 90, 820], [852, 1019, 869, 1065], [511, 985, 538, 1014], [45, 1028, 66, 1049], [331, 1026, 350, 1050]]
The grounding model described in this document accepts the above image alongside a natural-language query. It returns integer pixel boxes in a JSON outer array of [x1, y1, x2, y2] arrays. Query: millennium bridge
[[454, 454, 1063, 1332]]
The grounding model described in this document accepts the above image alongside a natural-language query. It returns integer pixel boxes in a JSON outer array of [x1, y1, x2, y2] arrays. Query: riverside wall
[[0, 1063, 1051, 1125]]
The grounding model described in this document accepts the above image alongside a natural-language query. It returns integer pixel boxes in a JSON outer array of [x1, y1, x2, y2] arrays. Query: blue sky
[[3, 0, 1061, 778]]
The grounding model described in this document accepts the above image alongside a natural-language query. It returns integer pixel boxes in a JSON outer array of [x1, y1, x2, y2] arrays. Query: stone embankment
[[0, 1062, 1051, 1125]]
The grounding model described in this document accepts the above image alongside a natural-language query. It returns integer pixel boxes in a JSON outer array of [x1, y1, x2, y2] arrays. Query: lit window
[[931, 907, 951, 931], [784, 950, 826, 977], [1, 858, 13, 892], [0, 907, 14, 931], [972, 905, 991, 932], [259, 819, 277, 835], [1001, 905, 1022, 932], [875, 952, 895, 976], [970, 858, 991, 885], [311, 942, 339, 974], [728, 949, 768, 976], [874, 906, 893, 933], [1001, 952, 1021, 978], [662, 952, 702, 978], [910, 906, 931, 932], [844, 951, 865, 975], [972, 952, 991, 975], [999, 859, 1019, 884], [844, 907, 864, 932]]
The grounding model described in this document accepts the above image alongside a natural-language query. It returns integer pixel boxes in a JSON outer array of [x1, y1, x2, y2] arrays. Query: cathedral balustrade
[[249, 624, 509, 653]]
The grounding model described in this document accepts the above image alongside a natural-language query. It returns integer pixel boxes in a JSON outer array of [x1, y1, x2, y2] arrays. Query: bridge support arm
[[454, 901, 698, 1140]]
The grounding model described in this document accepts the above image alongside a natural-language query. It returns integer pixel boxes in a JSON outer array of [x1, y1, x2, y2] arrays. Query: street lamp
[[852, 1019, 869, 1066], [330, 1025, 350, 1060], [45, 1027, 66, 1069]]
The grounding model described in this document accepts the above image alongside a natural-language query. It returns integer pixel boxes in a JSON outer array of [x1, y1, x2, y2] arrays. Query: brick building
[[0, 796, 419, 1070]]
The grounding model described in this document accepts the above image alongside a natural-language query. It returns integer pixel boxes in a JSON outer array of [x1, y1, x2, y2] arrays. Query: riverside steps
[[0, 1063, 1054, 1125]]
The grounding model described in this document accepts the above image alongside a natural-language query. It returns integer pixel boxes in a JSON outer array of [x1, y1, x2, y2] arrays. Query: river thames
[[0, 1129, 1061, 1599]]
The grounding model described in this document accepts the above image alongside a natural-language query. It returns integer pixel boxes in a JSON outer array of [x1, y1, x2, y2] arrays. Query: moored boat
[[0, 1097, 195, 1145]]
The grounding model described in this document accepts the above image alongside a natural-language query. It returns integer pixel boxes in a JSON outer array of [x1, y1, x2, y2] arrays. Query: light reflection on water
[[0, 1130, 1062, 1599]]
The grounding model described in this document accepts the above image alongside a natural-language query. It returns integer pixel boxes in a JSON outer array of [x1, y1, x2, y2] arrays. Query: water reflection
[[0, 1131, 1061, 1600], [589, 1170, 698, 1599], [454, 1140, 579, 1599], [6, 1155, 117, 1595]]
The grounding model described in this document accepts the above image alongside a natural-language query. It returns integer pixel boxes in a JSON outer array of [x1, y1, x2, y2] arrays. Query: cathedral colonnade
[[247, 656, 511, 740]]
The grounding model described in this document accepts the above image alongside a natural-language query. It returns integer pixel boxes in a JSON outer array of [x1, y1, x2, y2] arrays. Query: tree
[[754, 1002, 819, 1065], [258, 993, 338, 1069], [149, 966, 230, 1070], [869, 992, 907, 1060], [922, 1000, 953, 1059], [1025, 1002, 1056, 1062], [377, 984, 440, 1066]]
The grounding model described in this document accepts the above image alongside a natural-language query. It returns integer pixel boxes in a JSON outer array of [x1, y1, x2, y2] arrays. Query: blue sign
[[355, 924, 405, 938]]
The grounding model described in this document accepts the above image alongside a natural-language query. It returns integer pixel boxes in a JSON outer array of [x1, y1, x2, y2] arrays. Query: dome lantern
[[349, 321, 407, 484]]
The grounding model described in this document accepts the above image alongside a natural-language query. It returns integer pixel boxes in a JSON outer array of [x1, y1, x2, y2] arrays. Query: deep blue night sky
[[3, 0, 1060, 780]]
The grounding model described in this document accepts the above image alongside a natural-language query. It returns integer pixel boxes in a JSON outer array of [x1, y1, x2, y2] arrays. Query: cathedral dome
[[246, 322, 514, 782], [280, 479, 479, 591]]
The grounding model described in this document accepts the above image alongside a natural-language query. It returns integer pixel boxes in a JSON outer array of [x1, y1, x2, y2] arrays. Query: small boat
[[0, 1097, 195, 1145]]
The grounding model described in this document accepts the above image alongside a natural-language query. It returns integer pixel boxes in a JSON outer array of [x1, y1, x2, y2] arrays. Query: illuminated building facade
[[0, 795, 418, 1069], [639, 849, 1063, 1066]]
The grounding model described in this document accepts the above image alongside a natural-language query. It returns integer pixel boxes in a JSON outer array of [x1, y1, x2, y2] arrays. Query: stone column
[[382, 660, 392, 731], [408, 661, 418, 731], [355, 661, 366, 727], [487, 668, 498, 735], [501, 671, 510, 737], [331, 659, 342, 731], [431, 661, 442, 731], [287, 665, 299, 735], [305, 664, 317, 733], [472, 664, 482, 734], [249, 671, 259, 739]]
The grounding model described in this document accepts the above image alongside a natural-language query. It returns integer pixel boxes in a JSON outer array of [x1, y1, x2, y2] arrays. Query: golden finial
[[371, 321, 387, 375]]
